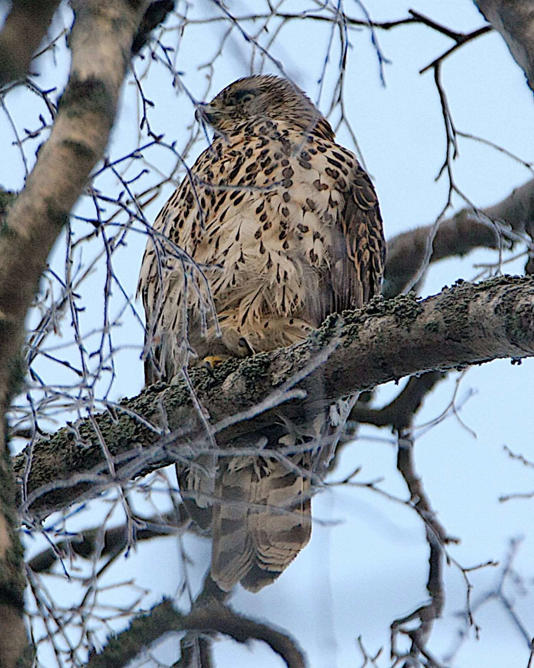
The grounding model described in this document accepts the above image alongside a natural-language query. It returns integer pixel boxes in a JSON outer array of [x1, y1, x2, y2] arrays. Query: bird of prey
[[138, 74, 385, 591]]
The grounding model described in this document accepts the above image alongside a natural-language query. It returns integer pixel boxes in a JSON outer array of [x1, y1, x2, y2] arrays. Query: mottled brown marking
[[325, 166, 339, 179], [138, 74, 385, 595], [282, 166, 294, 179]]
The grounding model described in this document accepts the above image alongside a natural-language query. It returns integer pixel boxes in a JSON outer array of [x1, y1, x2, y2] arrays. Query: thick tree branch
[[87, 596, 306, 668], [0, 0, 61, 86], [349, 371, 445, 431], [384, 178, 534, 297], [475, 0, 534, 92], [0, 3, 150, 666], [13, 276, 534, 521], [0, 0, 150, 409], [132, 1, 176, 54]]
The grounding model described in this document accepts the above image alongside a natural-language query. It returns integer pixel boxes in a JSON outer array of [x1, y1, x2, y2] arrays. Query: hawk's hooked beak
[[195, 102, 218, 126]]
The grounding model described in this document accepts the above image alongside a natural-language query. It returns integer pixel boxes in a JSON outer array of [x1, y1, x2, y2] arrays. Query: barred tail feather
[[210, 457, 312, 592]]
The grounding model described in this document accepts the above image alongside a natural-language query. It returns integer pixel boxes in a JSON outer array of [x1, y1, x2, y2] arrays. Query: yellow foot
[[202, 355, 229, 369]]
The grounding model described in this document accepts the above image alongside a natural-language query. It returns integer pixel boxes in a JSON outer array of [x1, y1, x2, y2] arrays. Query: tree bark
[[0, 0, 61, 85], [86, 597, 307, 668], [0, 2, 150, 665], [474, 0, 534, 92], [13, 276, 534, 521]]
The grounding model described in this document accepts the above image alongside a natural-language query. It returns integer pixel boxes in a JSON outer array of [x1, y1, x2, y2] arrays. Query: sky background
[[2, 1, 534, 666]]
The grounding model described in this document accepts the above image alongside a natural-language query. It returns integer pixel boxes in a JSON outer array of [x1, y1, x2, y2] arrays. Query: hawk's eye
[[231, 89, 256, 105]]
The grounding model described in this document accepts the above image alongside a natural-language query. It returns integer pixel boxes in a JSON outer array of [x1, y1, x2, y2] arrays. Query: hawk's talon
[[202, 355, 228, 369], [238, 336, 255, 356]]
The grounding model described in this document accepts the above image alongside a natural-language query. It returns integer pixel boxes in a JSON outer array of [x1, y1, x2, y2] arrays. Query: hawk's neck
[[217, 115, 335, 147]]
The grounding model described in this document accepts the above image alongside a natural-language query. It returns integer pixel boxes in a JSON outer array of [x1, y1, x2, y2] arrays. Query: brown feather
[[211, 455, 312, 592], [137, 75, 385, 591]]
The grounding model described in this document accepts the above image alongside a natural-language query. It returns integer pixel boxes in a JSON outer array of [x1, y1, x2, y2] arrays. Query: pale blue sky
[[1, 1, 534, 666]]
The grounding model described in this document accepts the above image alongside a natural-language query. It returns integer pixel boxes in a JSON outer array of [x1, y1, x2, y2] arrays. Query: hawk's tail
[[210, 455, 312, 592]]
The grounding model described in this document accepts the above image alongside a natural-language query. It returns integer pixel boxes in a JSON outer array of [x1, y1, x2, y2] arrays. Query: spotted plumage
[[138, 75, 385, 591]]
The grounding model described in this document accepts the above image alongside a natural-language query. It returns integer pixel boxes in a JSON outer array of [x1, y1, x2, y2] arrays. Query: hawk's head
[[196, 75, 334, 140]]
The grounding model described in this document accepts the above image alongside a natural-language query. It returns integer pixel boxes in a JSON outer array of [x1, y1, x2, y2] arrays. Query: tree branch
[[27, 508, 189, 573], [132, 1, 176, 54], [384, 177, 534, 297], [13, 276, 534, 521], [0, 0, 61, 86], [87, 595, 306, 668], [475, 0, 534, 92], [0, 3, 150, 666], [349, 371, 445, 431], [0, 0, 150, 408], [390, 434, 448, 666]]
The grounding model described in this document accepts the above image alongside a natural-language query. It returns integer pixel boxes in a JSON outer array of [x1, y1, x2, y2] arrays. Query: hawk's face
[[196, 75, 326, 136]]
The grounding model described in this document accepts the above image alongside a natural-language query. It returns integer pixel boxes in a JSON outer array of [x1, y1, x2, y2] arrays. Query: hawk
[[138, 75, 385, 591]]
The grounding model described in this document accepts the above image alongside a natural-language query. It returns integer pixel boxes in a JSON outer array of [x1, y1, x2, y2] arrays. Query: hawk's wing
[[336, 163, 385, 308], [318, 157, 385, 320], [138, 146, 229, 383]]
